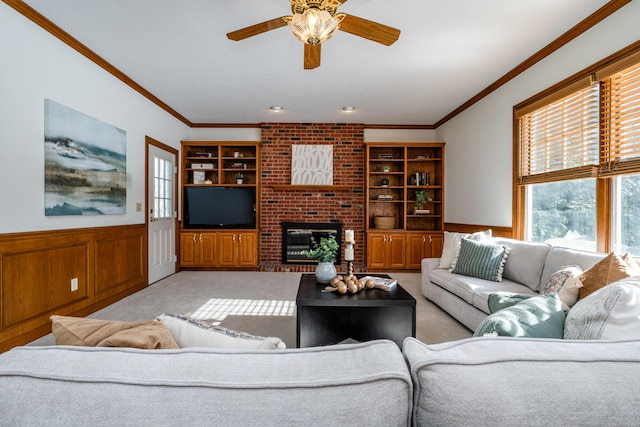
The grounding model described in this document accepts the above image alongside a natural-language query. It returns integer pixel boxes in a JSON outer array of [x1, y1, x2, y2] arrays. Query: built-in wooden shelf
[[270, 185, 352, 191]]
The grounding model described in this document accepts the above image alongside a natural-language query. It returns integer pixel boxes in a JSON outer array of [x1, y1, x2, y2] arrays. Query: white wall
[[436, 1, 640, 227], [364, 129, 437, 142], [188, 127, 439, 142], [188, 127, 261, 141], [0, 4, 190, 234]]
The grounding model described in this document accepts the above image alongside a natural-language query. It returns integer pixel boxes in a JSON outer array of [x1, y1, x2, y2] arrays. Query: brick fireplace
[[260, 123, 365, 272]]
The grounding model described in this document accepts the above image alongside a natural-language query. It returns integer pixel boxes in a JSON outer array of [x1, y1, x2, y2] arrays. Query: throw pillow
[[451, 238, 509, 282], [438, 229, 492, 269], [157, 313, 286, 350], [50, 315, 179, 349], [622, 253, 640, 274], [542, 265, 583, 309], [579, 253, 636, 299], [487, 292, 533, 314], [474, 294, 565, 338], [564, 277, 640, 340]]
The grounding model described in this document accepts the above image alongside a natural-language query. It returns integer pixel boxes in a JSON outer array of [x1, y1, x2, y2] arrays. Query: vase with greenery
[[302, 235, 339, 284], [235, 173, 245, 184], [415, 190, 432, 214]]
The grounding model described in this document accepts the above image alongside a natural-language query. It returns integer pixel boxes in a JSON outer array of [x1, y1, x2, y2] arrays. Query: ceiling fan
[[226, 0, 401, 70]]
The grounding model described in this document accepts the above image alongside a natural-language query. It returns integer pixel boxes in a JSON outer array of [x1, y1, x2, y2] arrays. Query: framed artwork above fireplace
[[291, 144, 333, 185]]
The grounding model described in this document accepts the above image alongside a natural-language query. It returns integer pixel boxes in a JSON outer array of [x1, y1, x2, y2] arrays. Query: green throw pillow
[[474, 294, 565, 338], [451, 238, 510, 282], [487, 292, 534, 314]]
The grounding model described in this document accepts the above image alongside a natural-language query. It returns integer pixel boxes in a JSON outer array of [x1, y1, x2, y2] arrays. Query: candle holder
[[346, 259, 354, 276], [344, 229, 355, 277]]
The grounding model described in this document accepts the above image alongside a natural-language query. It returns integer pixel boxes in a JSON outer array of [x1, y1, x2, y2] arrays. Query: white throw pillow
[[157, 313, 286, 350], [541, 265, 583, 310], [438, 229, 492, 269], [564, 278, 640, 340]]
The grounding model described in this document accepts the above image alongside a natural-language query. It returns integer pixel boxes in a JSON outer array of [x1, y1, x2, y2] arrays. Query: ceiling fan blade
[[339, 14, 400, 46], [227, 17, 287, 41], [304, 44, 321, 70]]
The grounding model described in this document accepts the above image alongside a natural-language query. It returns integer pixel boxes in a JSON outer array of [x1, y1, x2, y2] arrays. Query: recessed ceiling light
[[342, 106, 355, 112], [270, 106, 283, 112]]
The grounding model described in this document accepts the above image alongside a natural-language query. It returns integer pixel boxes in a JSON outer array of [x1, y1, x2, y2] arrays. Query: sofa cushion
[[403, 337, 640, 426], [50, 315, 179, 349], [438, 230, 491, 269], [539, 247, 605, 291], [156, 313, 285, 350], [492, 238, 551, 291], [564, 278, 640, 340], [0, 340, 412, 426], [451, 238, 510, 282], [473, 294, 565, 338], [429, 268, 533, 308], [579, 252, 637, 299]]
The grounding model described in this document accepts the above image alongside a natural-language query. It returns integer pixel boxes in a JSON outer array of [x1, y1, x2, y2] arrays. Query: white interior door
[[148, 144, 176, 284]]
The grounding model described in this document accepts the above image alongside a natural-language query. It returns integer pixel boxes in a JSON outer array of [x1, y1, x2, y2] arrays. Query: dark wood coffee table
[[296, 273, 416, 348]]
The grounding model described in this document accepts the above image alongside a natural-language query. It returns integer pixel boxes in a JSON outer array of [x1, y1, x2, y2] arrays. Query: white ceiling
[[22, 0, 611, 126]]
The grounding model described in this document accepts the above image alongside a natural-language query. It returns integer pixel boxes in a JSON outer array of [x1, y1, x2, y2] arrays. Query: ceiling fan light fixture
[[285, 8, 345, 45]]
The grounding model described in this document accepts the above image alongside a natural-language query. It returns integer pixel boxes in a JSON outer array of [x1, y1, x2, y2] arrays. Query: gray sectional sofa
[[2, 337, 640, 426], [421, 237, 606, 331]]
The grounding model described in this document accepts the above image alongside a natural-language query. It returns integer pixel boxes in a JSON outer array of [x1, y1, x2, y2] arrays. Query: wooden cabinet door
[[387, 233, 406, 269], [180, 233, 199, 266], [217, 232, 237, 267], [367, 233, 388, 269], [200, 233, 218, 266], [406, 234, 426, 269], [236, 232, 258, 267], [429, 233, 444, 258], [406, 233, 443, 268]]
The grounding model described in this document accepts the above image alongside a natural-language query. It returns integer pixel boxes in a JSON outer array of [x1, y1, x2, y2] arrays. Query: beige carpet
[[30, 271, 472, 348]]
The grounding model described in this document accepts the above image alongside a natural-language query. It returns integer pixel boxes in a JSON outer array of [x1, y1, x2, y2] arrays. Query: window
[[612, 174, 640, 256], [515, 44, 640, 252], [154, 156, 173, 219], [526, 179, 596, 251]]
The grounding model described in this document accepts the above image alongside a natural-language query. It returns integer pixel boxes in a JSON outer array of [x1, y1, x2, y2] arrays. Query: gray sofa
[[421, 237, 606, 331], [2, 337, 640, 426]]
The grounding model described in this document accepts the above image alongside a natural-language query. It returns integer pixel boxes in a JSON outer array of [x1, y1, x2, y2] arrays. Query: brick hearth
[[260, 123, 365, 272]]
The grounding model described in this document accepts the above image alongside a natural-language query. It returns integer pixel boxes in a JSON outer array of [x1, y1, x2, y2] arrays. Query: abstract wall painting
[[291, 144, 333, 185], [44, 99, 126, 216]]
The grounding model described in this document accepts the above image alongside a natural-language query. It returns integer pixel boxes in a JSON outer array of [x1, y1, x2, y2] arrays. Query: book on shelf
[[360, 276, 397, 291]]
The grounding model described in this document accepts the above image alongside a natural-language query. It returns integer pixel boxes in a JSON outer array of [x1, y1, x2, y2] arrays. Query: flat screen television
[[184, 187, 255, 228]]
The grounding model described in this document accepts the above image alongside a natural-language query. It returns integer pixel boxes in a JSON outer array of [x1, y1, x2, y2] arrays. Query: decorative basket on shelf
[[374, 216, 395, 229]]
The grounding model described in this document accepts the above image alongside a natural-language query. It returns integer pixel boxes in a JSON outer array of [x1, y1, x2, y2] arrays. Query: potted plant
[[414, 190, 432, 214], [235, 173, 245, 184], [302, 235, 339, 284]]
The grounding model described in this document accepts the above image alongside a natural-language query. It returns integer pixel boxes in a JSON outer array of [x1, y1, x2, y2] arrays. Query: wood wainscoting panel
[[444, 223, 513, 238], [2, 243, 89, 329], [94, 231, 145, 296], [0, 224, 147, 352]]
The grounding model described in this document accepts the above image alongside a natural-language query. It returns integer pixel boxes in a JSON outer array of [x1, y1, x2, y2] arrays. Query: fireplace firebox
[[281, 222, 342, 264]]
